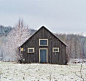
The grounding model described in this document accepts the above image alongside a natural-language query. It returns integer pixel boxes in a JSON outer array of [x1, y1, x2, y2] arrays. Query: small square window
[[28, 48, 34, 53], [21, 48, 24, 51], [53, 48, 59, 52], [39, 39, 48, 46]]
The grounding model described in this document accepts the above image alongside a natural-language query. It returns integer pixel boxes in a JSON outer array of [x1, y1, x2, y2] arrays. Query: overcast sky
[[0, 0, 86, 34]]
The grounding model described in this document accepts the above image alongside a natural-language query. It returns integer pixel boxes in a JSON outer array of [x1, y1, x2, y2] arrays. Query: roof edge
[[20, 26, 68, 47]]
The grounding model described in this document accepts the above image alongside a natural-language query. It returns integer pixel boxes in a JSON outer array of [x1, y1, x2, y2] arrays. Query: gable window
[[28, 48, 34, 53], [53, 47, 59, 52], [21, 48, 24, 51], [39, 39, 48, 46]]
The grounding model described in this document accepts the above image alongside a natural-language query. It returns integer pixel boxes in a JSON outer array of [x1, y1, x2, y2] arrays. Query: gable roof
[[20, 26, 67, 47]]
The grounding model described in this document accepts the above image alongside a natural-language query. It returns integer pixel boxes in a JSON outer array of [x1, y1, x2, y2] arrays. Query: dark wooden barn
[[19, 26, 67, 64]]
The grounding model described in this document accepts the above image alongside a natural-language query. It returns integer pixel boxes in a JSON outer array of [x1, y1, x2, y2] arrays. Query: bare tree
[[2, 19, 30, 62]]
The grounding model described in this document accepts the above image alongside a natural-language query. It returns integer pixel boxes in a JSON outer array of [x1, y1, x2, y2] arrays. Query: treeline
[[0, 21, 86, 61], [0, 25, 12, 36], [56, 34, 86, 60]]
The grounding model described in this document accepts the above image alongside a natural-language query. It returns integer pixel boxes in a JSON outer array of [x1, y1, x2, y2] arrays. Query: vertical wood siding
[[20, 27, 67, 64]]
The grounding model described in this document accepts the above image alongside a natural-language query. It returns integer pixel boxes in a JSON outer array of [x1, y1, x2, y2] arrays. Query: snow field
[[0, 62, 86, 81]]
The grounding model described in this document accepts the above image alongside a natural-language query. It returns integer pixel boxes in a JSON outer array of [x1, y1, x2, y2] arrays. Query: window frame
[[21, 48, 24, 51], [28, 48, 34, 53], [39, 39, 48, 46], [53, 47, 59, 52]]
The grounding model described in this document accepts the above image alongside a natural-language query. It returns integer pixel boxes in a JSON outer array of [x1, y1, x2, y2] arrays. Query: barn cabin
[[19, 26, 67, 64]]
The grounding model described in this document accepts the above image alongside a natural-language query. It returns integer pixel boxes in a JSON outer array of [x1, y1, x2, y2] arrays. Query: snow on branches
[[2, 19, 30, 62]]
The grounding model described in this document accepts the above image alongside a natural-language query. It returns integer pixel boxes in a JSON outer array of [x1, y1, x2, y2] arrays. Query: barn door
[[39, 48, 48, 63]]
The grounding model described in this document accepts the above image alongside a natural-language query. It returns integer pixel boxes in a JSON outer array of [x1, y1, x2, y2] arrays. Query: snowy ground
[[0, 62, 86, 81]]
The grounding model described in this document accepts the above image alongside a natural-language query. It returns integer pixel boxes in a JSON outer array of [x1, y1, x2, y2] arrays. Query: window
[[53, 47, 59, 52], [28, 48, 34, 53], [39, 39, 48, 46], [21, 48, 24, 51]]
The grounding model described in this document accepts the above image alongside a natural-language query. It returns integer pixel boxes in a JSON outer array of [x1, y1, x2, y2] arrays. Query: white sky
[[0, 0, 86, 35]]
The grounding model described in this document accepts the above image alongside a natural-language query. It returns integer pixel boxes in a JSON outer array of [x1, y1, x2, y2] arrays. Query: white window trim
[[53, 47, 59, 52], [28, 48, 34, 53], [39, 39, 48, 46]]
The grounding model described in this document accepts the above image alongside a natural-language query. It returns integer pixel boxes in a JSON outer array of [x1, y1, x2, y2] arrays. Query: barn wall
[[21, 27, 67, 64]]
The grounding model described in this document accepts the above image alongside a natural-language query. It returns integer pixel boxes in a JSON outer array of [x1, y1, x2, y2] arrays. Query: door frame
[[39, 48, 48, 63]]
